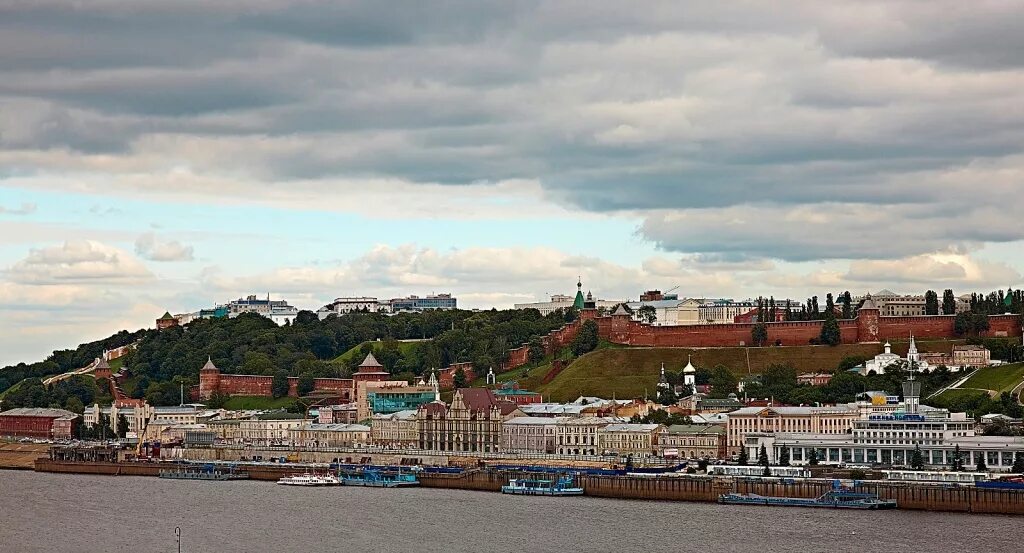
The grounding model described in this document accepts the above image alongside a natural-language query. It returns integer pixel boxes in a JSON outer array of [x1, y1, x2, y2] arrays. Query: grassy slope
[[535, 341, 962, 403], [330, 340, 423, 365], [223, 396, 298, 410], [934, 388, 990, 403], [956, 363, 1024, 393]]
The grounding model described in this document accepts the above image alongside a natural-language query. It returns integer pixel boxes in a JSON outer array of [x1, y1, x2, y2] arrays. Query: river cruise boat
[[159, 464, 249, 481], [502, 476, 584, 496], [340, 469, 420, 488], [718, 488, 896, 510], [277, 473, 342, 487]]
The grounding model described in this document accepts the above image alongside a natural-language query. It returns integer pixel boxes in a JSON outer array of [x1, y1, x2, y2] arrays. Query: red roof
[[419, 402, 447, 417], [458, 388, 498, 411]]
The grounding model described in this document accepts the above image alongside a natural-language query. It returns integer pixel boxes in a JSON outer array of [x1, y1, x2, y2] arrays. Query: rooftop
[[729, 405, 859, 416], [0, 407, 79, 419], [603, 423, 662, 432], [666, 424, 726, 435], [302, 423, 371, 432]]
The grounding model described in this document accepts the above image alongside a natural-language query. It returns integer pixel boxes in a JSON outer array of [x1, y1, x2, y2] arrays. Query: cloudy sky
[[2, 1, 1023, 366]]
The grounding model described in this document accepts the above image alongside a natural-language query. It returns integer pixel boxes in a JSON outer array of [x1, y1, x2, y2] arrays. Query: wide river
[[1, 471, 1019, 552]]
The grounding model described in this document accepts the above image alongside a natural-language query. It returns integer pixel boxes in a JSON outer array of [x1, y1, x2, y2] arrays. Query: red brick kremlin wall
[[198, 368, 353, 400], [497, 310, 1021, 373]]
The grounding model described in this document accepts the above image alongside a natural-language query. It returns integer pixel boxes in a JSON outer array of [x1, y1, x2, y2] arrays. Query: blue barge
[[502, 475, 584, 496], [718, 487, 896, 510]]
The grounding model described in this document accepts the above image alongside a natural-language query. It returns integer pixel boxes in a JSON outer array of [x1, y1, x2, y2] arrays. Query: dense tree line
[[1, 375, 109, 413], [0, 329, 146, 397], [2, 307, 575, 406]]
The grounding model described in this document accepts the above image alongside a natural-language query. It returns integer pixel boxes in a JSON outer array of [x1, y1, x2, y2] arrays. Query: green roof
[[573, 290, 585, 310]]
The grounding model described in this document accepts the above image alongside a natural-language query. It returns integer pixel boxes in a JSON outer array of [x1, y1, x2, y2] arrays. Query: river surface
[[0, 471, 1019, 553]]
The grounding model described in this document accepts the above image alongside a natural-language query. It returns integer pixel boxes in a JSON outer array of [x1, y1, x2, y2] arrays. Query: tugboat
[[277, 473, 342, 487], [339, 468, 420, 488], [502, 475, 584, 496], [718, 482, 896, 510], [159, 463, 249, 481]]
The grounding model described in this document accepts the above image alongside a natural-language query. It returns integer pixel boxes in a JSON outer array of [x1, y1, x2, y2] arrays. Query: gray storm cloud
[[1, 0, 1023, 263]]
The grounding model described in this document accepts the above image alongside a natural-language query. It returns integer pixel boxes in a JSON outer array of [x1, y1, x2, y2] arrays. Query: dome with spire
[[200, 356, 218, 372], [682, 356, 697, 373]]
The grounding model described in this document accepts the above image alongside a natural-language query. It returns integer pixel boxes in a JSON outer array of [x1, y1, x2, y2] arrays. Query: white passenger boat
[[277, 473, 342, 486]]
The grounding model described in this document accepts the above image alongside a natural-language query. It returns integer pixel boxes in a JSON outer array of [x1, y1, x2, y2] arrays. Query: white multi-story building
[[502, 417, 563, 454], [697, 300, 758, 324], [234, 413, 309, 446], [83, 403, 199, 439], [290, 423, 371, 449], [625, 299, 702, 326], [554, 417, 613, 456], [370, 410, 419, 449], [317, 297, 392, 319], [514, 294, 623, 315]]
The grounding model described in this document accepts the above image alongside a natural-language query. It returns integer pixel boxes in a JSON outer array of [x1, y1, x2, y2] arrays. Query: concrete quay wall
[[29, 461, 1024, 515], [170, 447, 452, 467]]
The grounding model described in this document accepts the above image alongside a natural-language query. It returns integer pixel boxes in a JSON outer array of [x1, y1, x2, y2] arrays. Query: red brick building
[[0, 408, 79, 439]]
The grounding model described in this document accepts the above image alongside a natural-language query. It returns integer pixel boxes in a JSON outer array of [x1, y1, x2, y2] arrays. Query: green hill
[[942, 363, 1024, 397], [533, 342, 942, 403]]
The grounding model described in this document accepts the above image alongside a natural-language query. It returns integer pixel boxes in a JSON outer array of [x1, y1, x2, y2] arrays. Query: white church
[[854, 335, 930, 376]]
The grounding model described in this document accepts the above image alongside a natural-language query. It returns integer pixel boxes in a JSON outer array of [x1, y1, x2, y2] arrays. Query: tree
[[296, 372, 315, 396], [954, 312, 990, 337], [758, 444, 770, 467], [737, 448, 749, 466], [1012, 452, 1024, 473], [820, 311, 841, 346], [942, 289, 957, 315], [976, 452, 987, 472], [116, 414, 129, 439], [708, 366, 738, 398], [924, 290, 939, 315], [778, 447, 790, 467], [951, 445, 963, 471], [910, 445, 924, 470], [271, 370, 290, 398], [637, 305, 658, 324], [751, 323, 768, 347], [452, 368, 467, 389], [570, 320, 599, 356], [527, 338, 545, 364], [841, 291, 853, 319], [808, 448, 819, 465], [206, 390, 229, 409], [762, 464, 771, 477], [65, 396, 85, 415]]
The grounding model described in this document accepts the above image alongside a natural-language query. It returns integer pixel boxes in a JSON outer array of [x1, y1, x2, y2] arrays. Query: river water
[[0, 471, 1019, 553]]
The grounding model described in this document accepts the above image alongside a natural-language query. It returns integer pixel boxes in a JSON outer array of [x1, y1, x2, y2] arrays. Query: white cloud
[[7, 240, 152, 284], [134, 232, 194, 262]]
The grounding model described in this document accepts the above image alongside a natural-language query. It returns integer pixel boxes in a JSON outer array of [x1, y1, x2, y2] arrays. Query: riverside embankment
[[30, 459, 1024, 515]]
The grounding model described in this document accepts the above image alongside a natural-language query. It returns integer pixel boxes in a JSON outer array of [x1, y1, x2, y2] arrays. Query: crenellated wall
[[496, 310, 1022, 372], [198, 368, 354, 400]]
